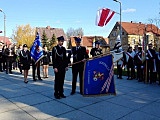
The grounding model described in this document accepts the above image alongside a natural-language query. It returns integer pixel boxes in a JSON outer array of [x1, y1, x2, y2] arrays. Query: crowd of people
[[117, 44, 160, 85], [1, 37, 160, 99], [0, 36, 103, 99], [0, 43, 51, 83]]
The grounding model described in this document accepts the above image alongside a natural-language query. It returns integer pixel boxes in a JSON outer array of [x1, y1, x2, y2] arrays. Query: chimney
[[46, 26, 50, 29]]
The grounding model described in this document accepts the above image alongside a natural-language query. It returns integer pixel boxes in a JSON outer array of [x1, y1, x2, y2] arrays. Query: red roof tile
[[36, 26, 67, 41], [117, 22, 160, 36], [0, 36, 11, 45]]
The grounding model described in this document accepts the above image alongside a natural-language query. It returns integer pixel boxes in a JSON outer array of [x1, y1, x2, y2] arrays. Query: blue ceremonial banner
[[83, 54, 116, 96], [30, 32, 43, 64]]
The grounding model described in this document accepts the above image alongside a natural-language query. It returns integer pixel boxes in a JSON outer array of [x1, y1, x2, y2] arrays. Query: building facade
[[109, 21, 160, 51]]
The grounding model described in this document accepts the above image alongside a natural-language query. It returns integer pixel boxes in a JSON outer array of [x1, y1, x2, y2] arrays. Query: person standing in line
[[68, 37, 89, 95], [156, 48, 160, 85], [125, 47, 135, 80], [2, 45, 7, 71], [4, 44, 15, 74], [134, 47, 144, 82], [32, 59, 42, 81], [42, 44, 50, 78], [20, 44, 31, 83], [90, 41, 103, 57], [0, 43, 3, 72], [146, 43, 156, 84], [117, 52, 126, 79], [16, 45, 23, 74], [52, 36, 68, 99]]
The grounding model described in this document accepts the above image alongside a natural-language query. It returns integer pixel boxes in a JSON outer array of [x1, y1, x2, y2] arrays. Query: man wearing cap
[[68, 37, 89, 95], [52, 36, 68, 99], [90, 41, 103, 57], [146, 43, 156, 84]]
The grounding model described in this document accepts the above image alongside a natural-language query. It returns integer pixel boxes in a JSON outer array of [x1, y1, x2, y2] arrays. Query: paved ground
[[0, 67, 160, 120]]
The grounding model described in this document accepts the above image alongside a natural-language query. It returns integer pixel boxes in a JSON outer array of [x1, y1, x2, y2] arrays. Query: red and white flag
[[96, 8, 115, 27]]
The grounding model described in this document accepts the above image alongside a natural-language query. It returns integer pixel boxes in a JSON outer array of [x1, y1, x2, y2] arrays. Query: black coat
[[52, 45, 68, 69], [20, 50, 31, 70], [90, 48, 102, 57], [42, 50, 50, 65], [68, 46, 89, 67]]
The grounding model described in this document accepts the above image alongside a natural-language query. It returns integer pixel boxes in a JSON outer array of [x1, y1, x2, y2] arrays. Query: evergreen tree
[[41, 30, 48, 45], [48, 34, 57, 50]]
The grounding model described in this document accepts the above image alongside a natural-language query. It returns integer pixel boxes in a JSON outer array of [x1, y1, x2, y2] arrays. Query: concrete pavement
[[0, 67, 160, 120]]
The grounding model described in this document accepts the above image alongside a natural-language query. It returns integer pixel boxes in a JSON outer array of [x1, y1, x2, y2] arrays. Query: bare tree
[[66, 27, 84, 39]]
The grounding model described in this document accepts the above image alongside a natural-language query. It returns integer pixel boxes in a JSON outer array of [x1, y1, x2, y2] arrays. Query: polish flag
[[96, 8, 115, 27]]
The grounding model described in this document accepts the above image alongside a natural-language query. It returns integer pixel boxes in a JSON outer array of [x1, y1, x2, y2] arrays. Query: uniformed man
[[4, 44, 15, 74], [68, 37, 89, 95], [32, 59, 42, 81], [134, 47, 144, 82], [156, 48, 160, 85], [52, 36, 68, 99], [117, 52, 126, 79], [90, 41, 103, 57], [146, 43, 156, 84], [125, 47, 135, 80], [0, 43, 3, 72]]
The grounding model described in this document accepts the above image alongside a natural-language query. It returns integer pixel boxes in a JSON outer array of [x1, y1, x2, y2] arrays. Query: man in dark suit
[[134, 47, 144, 82], [146, 43, 156, 84], [156, 48, 160, 85], [90, 41, 103, 57], [5, 45, 15, 74], [68, 37, 89, 95], [32, 60, 42, 81], [52, 36, 68, 99]]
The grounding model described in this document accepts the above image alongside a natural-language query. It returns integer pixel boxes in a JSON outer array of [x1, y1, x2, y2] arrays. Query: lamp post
[[0, 9, 6, 45], [113, 0, 122, 43]]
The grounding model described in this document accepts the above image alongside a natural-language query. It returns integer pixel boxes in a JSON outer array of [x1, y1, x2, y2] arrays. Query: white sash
[[148, 50, 153, 58]]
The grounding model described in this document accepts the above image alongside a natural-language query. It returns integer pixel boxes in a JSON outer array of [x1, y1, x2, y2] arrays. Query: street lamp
[[0, 9, 6, 45], [113, 0, 122, 43]]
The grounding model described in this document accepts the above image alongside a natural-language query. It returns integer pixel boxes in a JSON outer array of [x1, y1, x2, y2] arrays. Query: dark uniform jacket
[[52, 45, 68, 69], [4, 47, 15, 62], [90, 48, 102, 57], [156, 52, 160, 72], [69, 46, 89, 66], [134, 51, 143, 65], [20, 50, 31, 68], [146, 49, 156, 70]]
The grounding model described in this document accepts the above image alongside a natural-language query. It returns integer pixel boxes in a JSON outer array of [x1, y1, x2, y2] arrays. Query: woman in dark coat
[[42, 44, 50, 78], [20, 44, 31, 83]]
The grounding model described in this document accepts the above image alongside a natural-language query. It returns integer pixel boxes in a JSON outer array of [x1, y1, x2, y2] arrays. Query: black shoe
[[24, 81, 28, 84], [70, 91, 75, 95], [9, 71, 12, 74], [0, 70, 3, 72], [38, 78, 43, 81], [60, 94, 66, 98], [33, 79, 37, 81], [54, 95, 60, 99]]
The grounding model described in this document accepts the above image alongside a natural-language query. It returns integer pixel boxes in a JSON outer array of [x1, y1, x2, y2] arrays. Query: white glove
[[141, 66, 144, 69]]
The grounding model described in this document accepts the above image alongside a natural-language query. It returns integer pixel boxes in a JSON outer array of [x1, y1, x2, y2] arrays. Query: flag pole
[[144, 25, 148, 83]]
